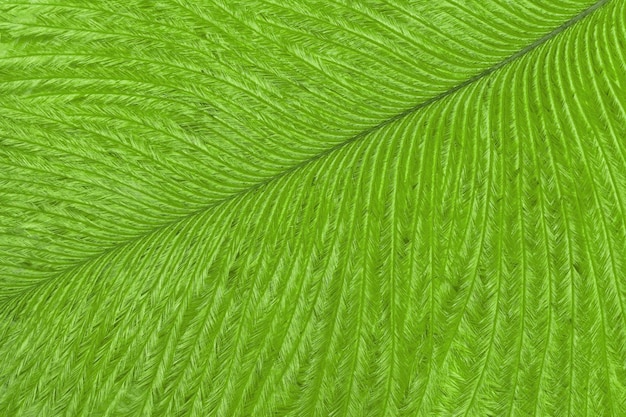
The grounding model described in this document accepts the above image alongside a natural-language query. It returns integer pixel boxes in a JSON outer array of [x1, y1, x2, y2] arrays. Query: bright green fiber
[[1, 0, 626, 415]]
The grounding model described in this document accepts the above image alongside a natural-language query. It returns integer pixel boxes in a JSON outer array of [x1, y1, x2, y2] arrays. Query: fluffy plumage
[[1, 0, 625, 415]]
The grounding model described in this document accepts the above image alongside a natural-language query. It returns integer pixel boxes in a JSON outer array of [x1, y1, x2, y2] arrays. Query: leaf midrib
[[3, 0, 608, 302]]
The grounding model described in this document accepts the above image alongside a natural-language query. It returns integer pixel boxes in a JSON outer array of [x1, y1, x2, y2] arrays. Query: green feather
[[1, 0, 625, 415]]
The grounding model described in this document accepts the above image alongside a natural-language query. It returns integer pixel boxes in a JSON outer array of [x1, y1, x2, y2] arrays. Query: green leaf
[[1, 0, 625, 415]]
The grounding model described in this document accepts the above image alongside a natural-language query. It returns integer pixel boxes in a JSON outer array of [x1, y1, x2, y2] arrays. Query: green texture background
[[1, 0, 625, 415]]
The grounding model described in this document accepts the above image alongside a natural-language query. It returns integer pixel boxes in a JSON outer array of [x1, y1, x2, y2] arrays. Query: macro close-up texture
[[1, 0, 626, 415]]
